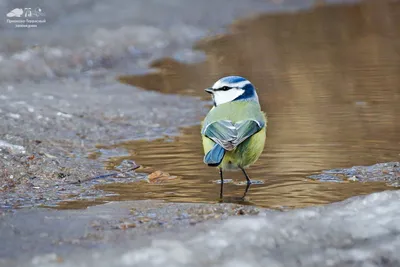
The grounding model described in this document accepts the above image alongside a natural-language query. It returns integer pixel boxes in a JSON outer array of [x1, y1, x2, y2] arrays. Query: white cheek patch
[[213, 88, 245, 106]]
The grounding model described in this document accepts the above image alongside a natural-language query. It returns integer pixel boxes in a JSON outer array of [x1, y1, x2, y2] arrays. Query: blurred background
[[1, 0, 360, 81]]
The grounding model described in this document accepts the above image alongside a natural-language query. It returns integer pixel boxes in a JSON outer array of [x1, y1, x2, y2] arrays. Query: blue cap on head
[[218, 76, 247, 84]]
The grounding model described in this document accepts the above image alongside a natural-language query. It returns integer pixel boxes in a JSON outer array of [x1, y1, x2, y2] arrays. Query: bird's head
[[205, 76, 259, 106]]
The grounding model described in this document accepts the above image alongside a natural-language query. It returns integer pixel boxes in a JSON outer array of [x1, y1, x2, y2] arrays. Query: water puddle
[[63, 1, 399, 209]]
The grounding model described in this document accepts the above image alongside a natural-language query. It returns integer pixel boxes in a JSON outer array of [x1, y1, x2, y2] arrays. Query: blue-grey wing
[[202, 119, 264, 151], [234, 120, 264, 147]]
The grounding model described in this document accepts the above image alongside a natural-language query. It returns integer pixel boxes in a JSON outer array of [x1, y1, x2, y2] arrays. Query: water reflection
[[94, 124, 395, 209], [79, 1, 399, 209]]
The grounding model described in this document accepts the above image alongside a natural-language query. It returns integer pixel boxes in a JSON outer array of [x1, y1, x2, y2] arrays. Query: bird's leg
[[219, 168, 224, 200], [243, 183, 251, 199], [240, 167, 252, 185], [240, 167, 252, 199]]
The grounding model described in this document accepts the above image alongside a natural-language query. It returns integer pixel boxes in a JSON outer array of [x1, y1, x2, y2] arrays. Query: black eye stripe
[[214, 86, 232, 91]]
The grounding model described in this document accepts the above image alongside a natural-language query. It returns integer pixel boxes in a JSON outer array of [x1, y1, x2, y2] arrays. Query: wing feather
[[202, 119, 264, 151]]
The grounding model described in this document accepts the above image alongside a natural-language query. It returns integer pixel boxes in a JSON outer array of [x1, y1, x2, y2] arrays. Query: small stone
[[56, 112, 72, 118], [147, 170, 178, 183], [138, 217, 151, 223], [348, 176, 358, 182], [238, 209, 246, 215], [119, 223, 137, 230]]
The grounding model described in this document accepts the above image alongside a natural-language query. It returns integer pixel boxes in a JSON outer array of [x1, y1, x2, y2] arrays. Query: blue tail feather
[[204, 143, 225, 167]]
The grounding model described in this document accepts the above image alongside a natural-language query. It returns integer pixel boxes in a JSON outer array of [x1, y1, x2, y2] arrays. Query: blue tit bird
[[201, 76, 267, 199]]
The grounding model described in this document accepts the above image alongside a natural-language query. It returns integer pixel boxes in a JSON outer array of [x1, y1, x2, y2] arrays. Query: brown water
[[78, 1, 400, 209]]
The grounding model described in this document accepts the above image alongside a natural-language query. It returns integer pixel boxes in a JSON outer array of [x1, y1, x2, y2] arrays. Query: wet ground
[[3, 191, 400, 267], [0, 79, 206, 208], [1, 0, 400, 266], [0, 200, 262, 265], [98, 0, 400, 209]]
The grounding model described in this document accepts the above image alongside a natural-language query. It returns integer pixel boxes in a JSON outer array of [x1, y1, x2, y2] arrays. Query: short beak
[[205, 88, 214, 94]]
